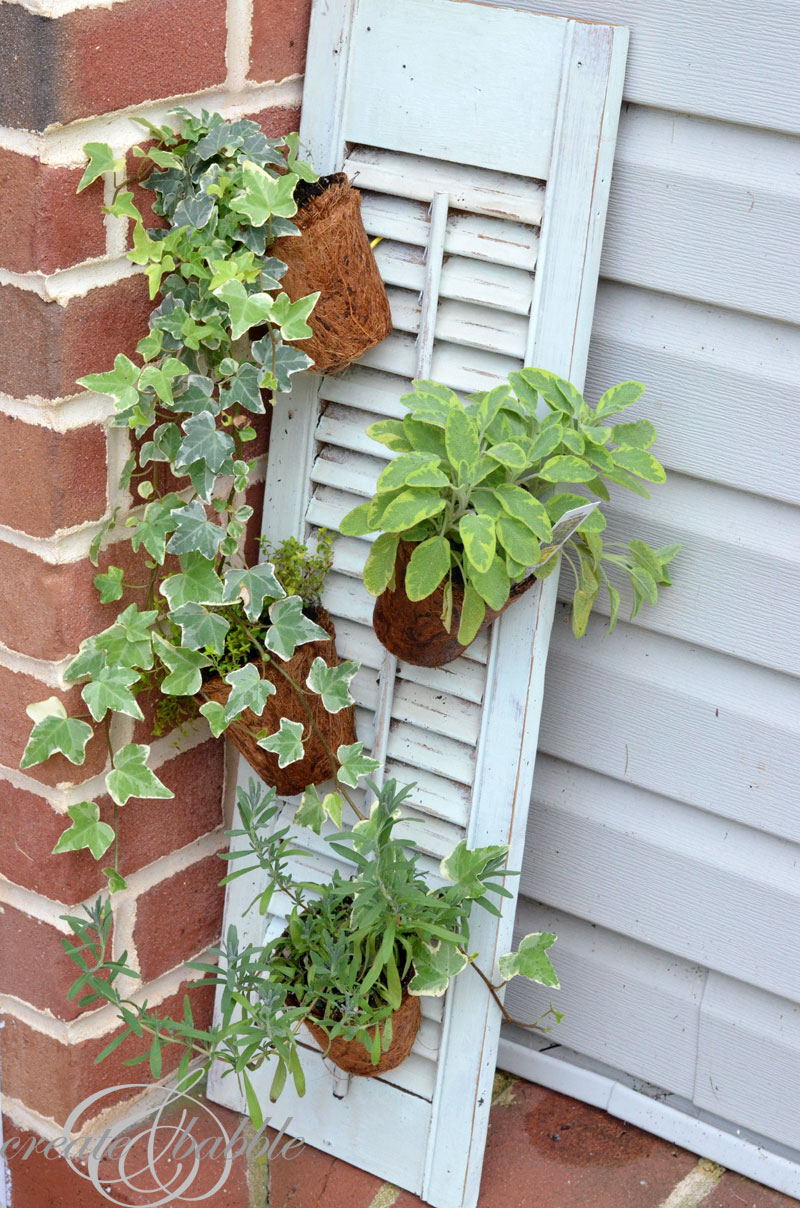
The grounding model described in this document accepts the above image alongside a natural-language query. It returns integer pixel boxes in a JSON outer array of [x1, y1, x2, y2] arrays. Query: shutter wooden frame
[[208, 4, 628, 1205]]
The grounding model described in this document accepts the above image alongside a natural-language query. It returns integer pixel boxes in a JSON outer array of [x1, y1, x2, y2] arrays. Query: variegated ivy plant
[[341, 368, 680, 643], [19, 112, 380, 893]]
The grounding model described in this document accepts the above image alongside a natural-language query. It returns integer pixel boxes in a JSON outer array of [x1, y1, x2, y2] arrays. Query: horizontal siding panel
[[539, 618, 800, 842], [503, 900, 705, 1098], [586, 281, 800, 507], [695, 974, 800, 1150], [600, 107, 800, 323], [502, 0, 800, 133], [564, 470, 800, 676], [520, 757, 800, 1002]]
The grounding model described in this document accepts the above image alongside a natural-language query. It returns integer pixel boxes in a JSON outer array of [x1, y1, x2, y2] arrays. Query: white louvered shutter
[[208, 3, 628, 1205]]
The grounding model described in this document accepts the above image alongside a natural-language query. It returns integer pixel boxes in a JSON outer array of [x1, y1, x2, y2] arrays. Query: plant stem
[[468, 959, 549, 1032]]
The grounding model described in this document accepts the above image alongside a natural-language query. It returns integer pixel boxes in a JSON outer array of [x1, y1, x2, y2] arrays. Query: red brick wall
[[0, 0, 309, 1200]]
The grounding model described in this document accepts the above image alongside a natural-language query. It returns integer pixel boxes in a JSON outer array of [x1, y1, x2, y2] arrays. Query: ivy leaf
[[404, 536, 450, 602], [52, 802, 115, 861], [257, 718, 305, 767], [77, 142, 124, 192], [269, 292, 319, 342], [459, 513, 496, 574], [219, 363, 265, 414], [106, 744, 175, 807], [223, 563, 286, 623], [440, 840, 509, 893], [294, 785, 326, 834], [91, 605, 155, 673], [213, 280, 274, 340], [497, 932, 559, 988], [272, 341, 313, 393], [199, 701, 227, 738], [264, 595, 327, 660], [153, 635, 211, 696], [77, 354, 139, 413], [169, 602, 230, 653], [130, 496, 181, 564], [363, 533, 400, 596], [94, 565, 125, 603], [409, 942, 468, 997], [104, 867, 128, 893], [82, 666, 144, 723], [172, 375, 219, 417], [224, 663, 276, 721], [166, 501, 226, 559], [172, 191, 215, 231], [20, 701, 93, 769], [230, 163, 299, 225], [175, 412, 235, 474], [160, 553, 225, 609], [336, 741, 381, 788], [306, 658, 357, 713]]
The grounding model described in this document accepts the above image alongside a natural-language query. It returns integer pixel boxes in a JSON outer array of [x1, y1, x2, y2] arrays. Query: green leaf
[[77, 354, 139, 413], [366, 419, 412, 452], [403, 416, 448, 458], [467, 554, 510, 611], [629, 539, 665, 582], [363, 533, 400, 595], [528, 423, 563, 462], [492, 484, 552, 541], [497, 932, 559, 988], [537, 455, 597, 483], [405, 536, 451, 601], [219, 363, 264, 414], [295, 785, 326, 834], [376, 452, 448, 493], [441, 839, 509, 891], [269, 292, 319, 342], [199, 701, 227, 737], [153, 635, 211, 695], [339, 502, 375, 537], [175, 412, 235, 474], [77, 142, 124, 192], [265, 595, 327, 660], [52, 802, 115, 861], [172, 191, 215, 231], [166, 501, 225, 559], [457, 583, 486, 646], [595, 380, 646, 419], [306, 657, 357, 713], [459, 513, 496, 575], [373, 489, 446, 533], [169, 602, 230, 654], [213, 279, 274, 340], [94, 565, 125, 603], [629, 565, 659, 606], [445, 407, 480, 484], [104, 867, 128, 893], [82, 666, 144, 723], [571, 584, 598, 638], [612, 418, 657, 449], [336, 741, 381, 788], [495, 516, 540, 567], [258, 718, 305, 767], [242, 1069, 264, 1132], [160, 553, 225, 610], [224, 663, 276, 721], [606, 582, 621, 634], [106, 744, 174, 807], [486, 441, 528, 471], [272, 341, 314, 393], [223, 562, 286, 622], [611, 446, 666, 484], [20, 701, 93, 769], [130, 496, 180, 565], [230, 162, 299, 225], [95, 603, 157, 670]]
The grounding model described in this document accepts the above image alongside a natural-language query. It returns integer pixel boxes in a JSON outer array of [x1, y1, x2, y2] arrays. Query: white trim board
[[499, 1032, 800, 1201], [208, 4, 628, 1205]]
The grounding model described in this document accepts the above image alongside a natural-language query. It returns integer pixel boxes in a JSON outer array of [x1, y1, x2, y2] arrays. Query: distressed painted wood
[[209, 3, 627, 1205]]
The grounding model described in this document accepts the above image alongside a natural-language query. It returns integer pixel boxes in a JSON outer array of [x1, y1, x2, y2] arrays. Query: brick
[[0, 665, 106, 788], [0, 0, 227, 132], [3, 1088, 253, 1207], [249, 0, 311, 83], [1, 979, 214, 1126], [707, 1171, 800, 1207], [0, 149, 106, 274], [0, 415, 107, 537], [134, 853, 225, 982], [0, 539, 150, 661], [0, 742, 224, 903], [0, 275, 152, 401], [0, 900, 109, 1020], [246, 106, 303, 138]]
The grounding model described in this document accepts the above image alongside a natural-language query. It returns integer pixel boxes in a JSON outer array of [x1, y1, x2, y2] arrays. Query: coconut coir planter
[[272, 174, 392, 374], [295, 989, 421, 1077], [373, 541, 541, 668], [201, 609, 357, 796]]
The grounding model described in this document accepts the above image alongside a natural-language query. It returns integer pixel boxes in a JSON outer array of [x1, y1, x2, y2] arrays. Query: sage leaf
[[405, 536, 450, 601]]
